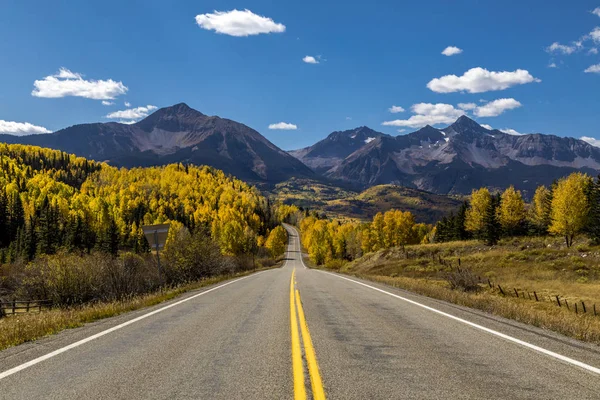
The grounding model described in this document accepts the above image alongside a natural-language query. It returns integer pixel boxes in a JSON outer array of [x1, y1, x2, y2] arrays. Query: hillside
[[0, 143, 277, 262], [272, 179, 461, 223], [0, 103, 314, 184]]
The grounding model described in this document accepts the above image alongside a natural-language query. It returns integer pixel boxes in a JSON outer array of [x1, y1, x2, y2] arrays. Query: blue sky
[[1, 0, 599, 150]]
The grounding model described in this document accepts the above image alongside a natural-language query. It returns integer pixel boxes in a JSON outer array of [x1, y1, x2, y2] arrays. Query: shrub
[[444, 268, 482, 292]]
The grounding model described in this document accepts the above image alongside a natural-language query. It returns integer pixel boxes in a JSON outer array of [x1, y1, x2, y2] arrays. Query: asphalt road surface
[[1, 224, 600, 399]]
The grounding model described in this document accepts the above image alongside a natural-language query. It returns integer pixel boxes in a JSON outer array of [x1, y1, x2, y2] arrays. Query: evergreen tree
[[482, 194, 501, 246]]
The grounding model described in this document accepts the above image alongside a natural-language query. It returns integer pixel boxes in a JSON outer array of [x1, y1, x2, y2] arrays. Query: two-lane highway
[[1, 224, 600, 399]]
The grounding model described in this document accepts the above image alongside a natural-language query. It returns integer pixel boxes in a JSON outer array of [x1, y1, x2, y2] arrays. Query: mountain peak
[[452, 115, 480, 128]]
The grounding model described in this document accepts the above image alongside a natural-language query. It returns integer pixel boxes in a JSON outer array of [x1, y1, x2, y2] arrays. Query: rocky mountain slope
[[291, 116, 600, 197], [0, 103, 314, 183], [288, 126, 390, 174]]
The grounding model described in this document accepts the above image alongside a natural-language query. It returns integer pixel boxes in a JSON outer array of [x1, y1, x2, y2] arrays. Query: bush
[[163, 229, 235, 283], [444, 268, 482, 292]]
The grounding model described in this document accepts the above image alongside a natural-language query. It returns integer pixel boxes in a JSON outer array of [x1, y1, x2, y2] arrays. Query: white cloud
[[548, 62, 558, 68], [125, 101, 131, 107], [457, 103, 477, 110], [441, 46, 463, 56], [195, 9, 285, 37], [427, 67, 540, 93], [397, 129, 407, 133], [591, 27, 600, 43], [102, 100, 114, 106], [480, 124, 493, 130], [0, 120, 51, 135], [303, 56, 319, 64], [388, 105, 405, 113], [585, 63, 600, 73], [479, 99, 488, 103], [32, 68, 128, 100], [593, 8, 600, 17], [589, 48, 599, 54], [473, 98, 522, 117], [382, 103, 465, 128], [500, 128, 524, 136], [546, 42, 578, 55], [346, 116, 352, 120], [268, 122, 297, 130], [106, 105, 157, 120], [581, 136, 600, 147]]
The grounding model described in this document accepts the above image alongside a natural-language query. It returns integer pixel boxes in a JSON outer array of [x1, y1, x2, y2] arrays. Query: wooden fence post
[[498, 285, 505, 295], [534, 291, 539, 301], [514, 288, 519, 297], [556, 295, 561, 307], [565, 299, 570, 310], [582, 301, 587, 313], [575, 303, 578, 314]]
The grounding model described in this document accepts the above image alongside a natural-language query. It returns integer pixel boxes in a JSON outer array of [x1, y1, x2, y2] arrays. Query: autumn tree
[[530, 185, 552, 235], [465, 188, 491, 236], [265, 226, 288, 258], [549, 172, 592, 247], [497, 186, 526, 235]]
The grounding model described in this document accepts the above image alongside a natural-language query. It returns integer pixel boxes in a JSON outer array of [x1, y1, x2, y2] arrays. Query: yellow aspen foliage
[[530, 185, 551, 231], [549, 172, 592, 247], [265, 226, 288, 257], [465, 188, 491, 233], [497, 186, 525, 233]]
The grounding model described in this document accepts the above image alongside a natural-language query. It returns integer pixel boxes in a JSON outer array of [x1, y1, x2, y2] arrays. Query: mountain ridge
[[0, 103, 315, 184]]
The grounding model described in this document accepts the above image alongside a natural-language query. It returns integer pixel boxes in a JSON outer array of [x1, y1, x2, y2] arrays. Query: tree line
[[435, 172, 599, 247]]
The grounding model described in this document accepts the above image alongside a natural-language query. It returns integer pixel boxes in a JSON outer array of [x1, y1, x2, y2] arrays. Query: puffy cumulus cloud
[[427, 67, 540, 93], [548, 62, 558, 68], [388, 105, 405, 113], [106, 105, 157, 120], [382, 103, 465, 128], [581, 136, 600, 147], [195, 9, 285, 37], [441, 46, 463, 56], [0, 120, 51, 135], [303, 56, 319, 64], [457, 103, 477, 110], [32, 68, 128, 100], [268, 122, 297, 130], [591, 27, 600, 42], [546, 42, 578, 54], [593, 7, 600, 17], [473, 98, 522, 117], [589, 48, 599, 54], [585, 63, 600, 73], [102, 101, 114, 106]]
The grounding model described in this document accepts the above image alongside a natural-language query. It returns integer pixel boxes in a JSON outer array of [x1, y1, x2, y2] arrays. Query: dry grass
[[350, 274, 600, 344], [330, 235, 600, 345], [0, 267, 274, 351]]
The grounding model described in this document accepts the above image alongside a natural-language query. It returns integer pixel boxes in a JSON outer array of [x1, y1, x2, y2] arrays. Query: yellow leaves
[[531, 185, 551, 230], [497, 186, 525, 232], [465, 188, 491, 233], [265, 226, 288, 257], [549, 172, 592, 247]]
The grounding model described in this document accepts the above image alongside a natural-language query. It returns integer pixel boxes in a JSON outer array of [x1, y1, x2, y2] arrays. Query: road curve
[[1, 224, 600, 399]]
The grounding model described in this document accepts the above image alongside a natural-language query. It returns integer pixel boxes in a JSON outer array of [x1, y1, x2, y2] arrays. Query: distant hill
[[290, 116, 600, 197], [0, 103, 314, 184], [271, 179, 461, 224]]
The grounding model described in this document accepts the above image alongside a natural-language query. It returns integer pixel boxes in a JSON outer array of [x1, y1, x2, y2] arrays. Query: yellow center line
[[295, 288, 326, 400], [290, 269, 307, 400]]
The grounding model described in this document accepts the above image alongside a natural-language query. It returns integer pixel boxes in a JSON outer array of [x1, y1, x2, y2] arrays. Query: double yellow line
[[290, 269, 326, 400]]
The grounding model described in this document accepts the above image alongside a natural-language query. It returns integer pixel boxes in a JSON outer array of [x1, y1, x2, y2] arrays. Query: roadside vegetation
[[0, 144, 295, 349], [295, 172, 600, 344]]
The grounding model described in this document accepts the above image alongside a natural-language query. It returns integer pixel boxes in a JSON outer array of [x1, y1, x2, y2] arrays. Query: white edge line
[[318, 270, 600, 375], [0, 271, 268, 380]]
